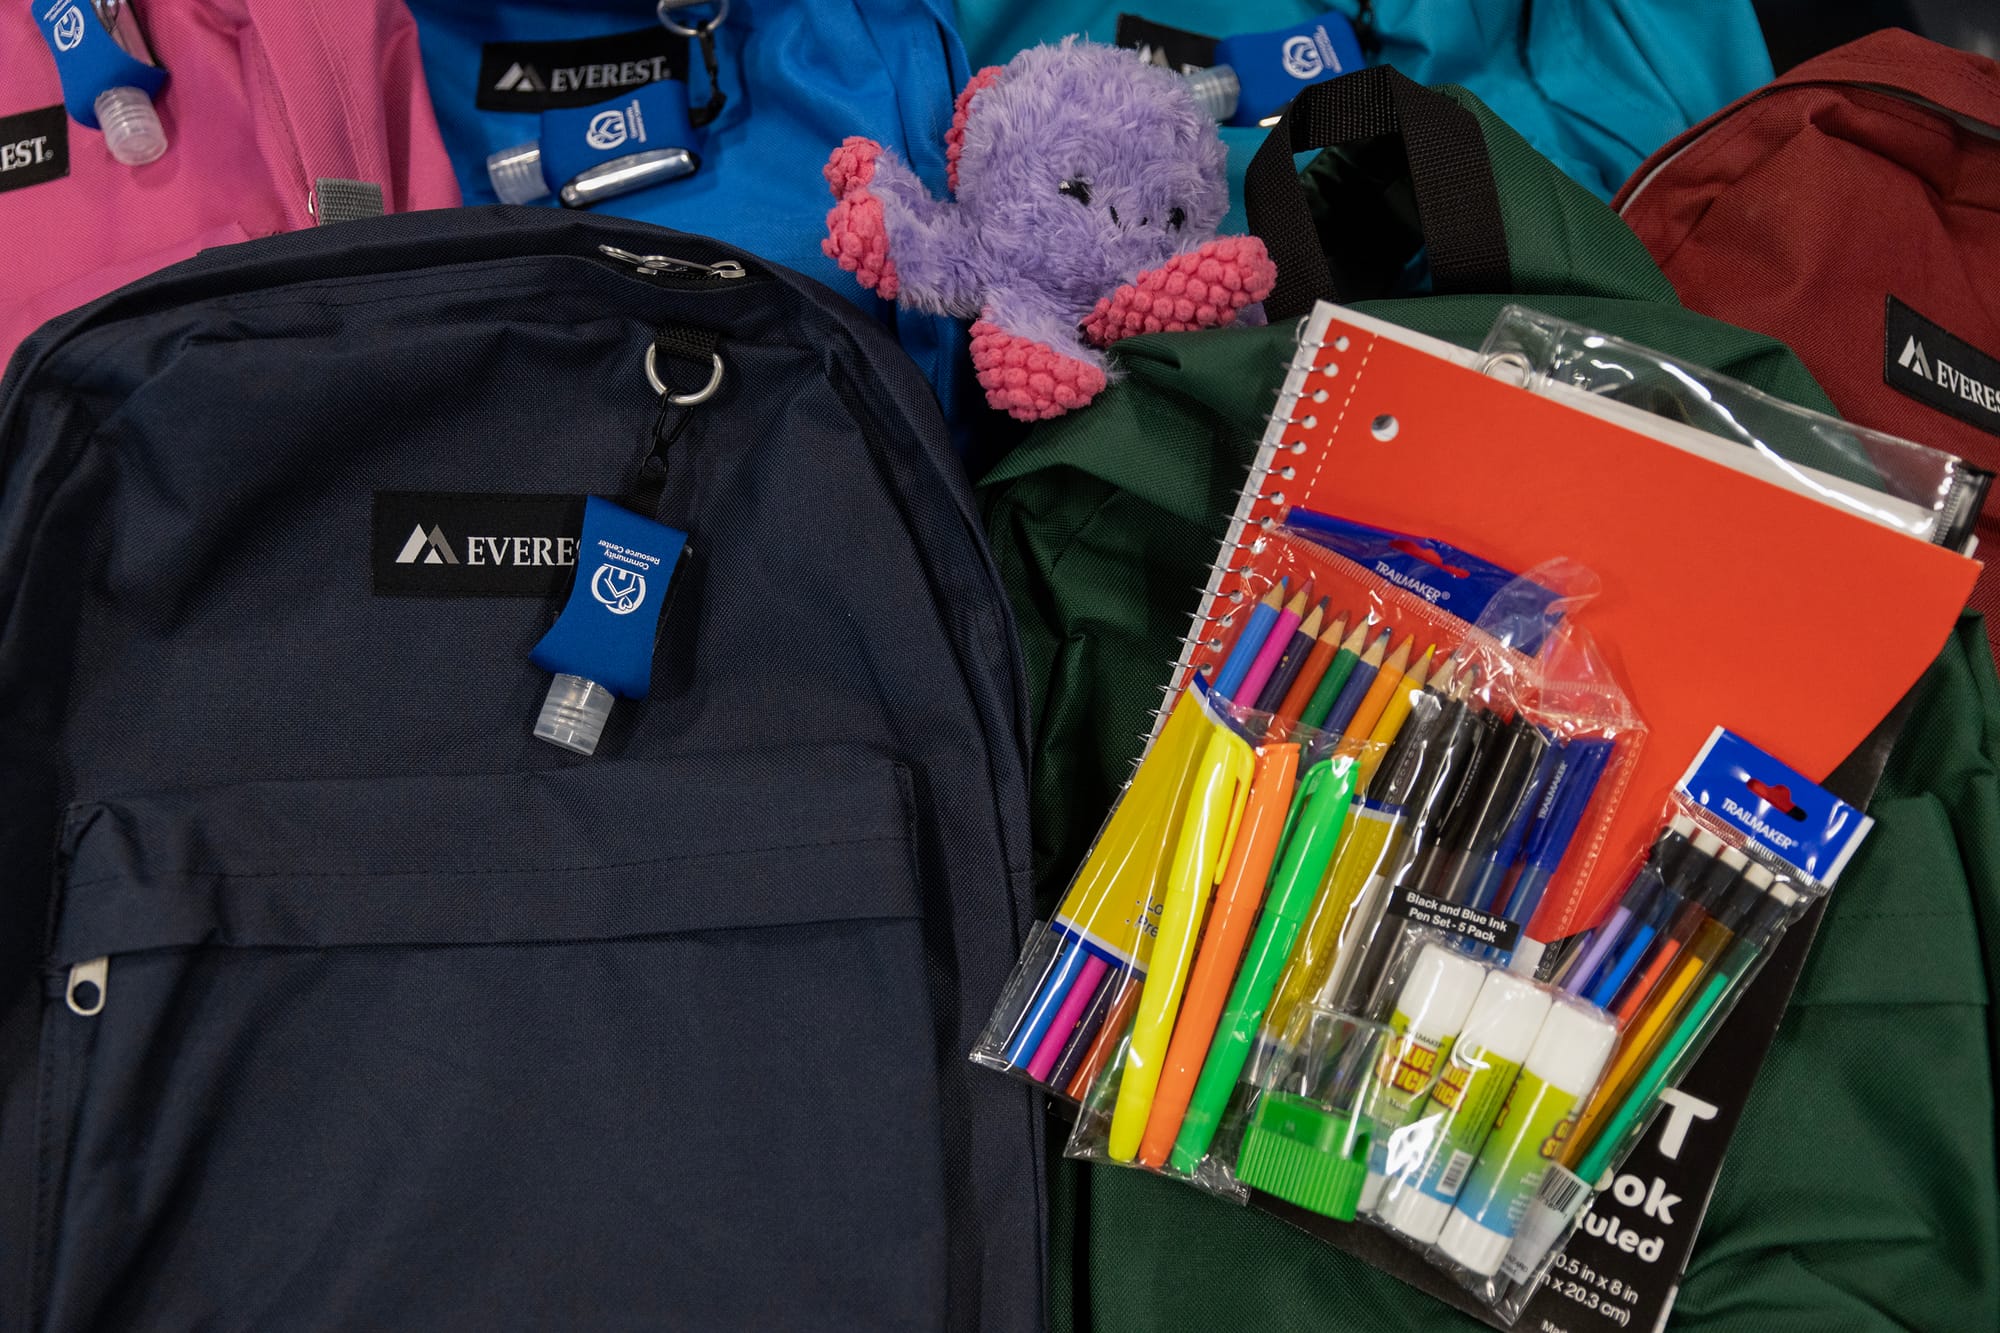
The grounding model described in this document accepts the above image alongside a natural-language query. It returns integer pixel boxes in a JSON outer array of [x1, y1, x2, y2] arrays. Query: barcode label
[[1437, 1150, 1475, 1196], [1538, 1166, 1589, 1215]]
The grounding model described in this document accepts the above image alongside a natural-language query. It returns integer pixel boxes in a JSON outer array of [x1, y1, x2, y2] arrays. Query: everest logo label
[[1884, 296, 2000, 437], [396, 524, 459, 565], [1897, 335, 1931, 380], [373, 492, 586, 598], [492, 62, 546, 94], [1935, 359, 2000, 413], [0, 106, 68, 194], [476, 29, 688, 112]]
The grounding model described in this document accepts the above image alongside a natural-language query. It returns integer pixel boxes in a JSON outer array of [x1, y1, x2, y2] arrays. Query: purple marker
[[1561, 816, 1699, 996]]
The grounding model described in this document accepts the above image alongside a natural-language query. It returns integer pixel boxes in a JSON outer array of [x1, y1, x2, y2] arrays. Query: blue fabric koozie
[[536, 81, 699, 197], [531, 496, 687, 700], [1213, 14, 1364, 127], [33, 0, 167, 126]]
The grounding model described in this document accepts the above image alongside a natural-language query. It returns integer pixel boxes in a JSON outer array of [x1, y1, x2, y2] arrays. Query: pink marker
[[1027, 954, 1110, 1080], [1234, 582, 1309, 705]]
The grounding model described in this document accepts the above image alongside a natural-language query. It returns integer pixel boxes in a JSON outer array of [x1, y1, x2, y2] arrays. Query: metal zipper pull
[[597, 244, 746, 281], [66, 956, 108, 1017]]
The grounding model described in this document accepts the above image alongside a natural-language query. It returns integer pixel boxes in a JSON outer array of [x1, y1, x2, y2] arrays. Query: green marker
[[1582, 883, 1797, 1182], [1502, 881, 1800, 1282], [1168, 752, 1359, 1172]]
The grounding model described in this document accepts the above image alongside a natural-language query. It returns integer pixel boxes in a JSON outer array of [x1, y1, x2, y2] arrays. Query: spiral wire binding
[[1147, 306, 1346, 751]]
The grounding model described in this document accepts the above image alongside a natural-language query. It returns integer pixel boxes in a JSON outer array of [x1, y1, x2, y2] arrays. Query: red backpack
[[1615, 28, 2000, 652]]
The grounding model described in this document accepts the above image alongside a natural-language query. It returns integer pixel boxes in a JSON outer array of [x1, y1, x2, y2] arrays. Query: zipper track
[[1621, 78, 2000, 215]]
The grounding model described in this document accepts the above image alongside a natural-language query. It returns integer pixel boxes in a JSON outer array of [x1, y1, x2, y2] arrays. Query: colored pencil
[[1274, 612, 1348, 729], [1300, 620, 1368, 732], [1343, 634, 1415, 745], [1355, 642, 1434, 787], [1213, 580, 1285, 700], [1254, 599, 1327, 713], [1235, 582, 1311, 704], [1321, 628, 1391, 739]]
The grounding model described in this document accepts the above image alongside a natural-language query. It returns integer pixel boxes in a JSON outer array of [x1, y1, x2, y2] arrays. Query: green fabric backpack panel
[[981, 77, 1998, 1333]]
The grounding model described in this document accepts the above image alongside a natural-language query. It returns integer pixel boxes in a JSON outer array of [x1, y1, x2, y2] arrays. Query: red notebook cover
[[1176, 307, 1980, 939]]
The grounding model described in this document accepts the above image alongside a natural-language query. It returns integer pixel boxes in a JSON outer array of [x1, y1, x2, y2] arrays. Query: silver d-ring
[[646, 346, 725, 405], [657, 0, 728, 38]]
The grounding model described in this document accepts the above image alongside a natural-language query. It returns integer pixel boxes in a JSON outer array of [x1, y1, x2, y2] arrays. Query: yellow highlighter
[[1107, 699, 1256, 1161]]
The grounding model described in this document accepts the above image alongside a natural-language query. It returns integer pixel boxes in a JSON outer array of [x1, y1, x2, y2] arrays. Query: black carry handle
[[1245, 65, 1511, 322]]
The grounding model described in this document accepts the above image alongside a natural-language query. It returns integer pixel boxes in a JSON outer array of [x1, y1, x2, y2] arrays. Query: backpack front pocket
[[33, 748, 947, 1332]]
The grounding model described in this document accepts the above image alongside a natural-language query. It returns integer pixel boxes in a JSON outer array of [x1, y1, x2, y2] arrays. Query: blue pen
[[1213, 579, 1285, 700], [1496, 738, 1614, 924], [1464, 731, 1566, 915]]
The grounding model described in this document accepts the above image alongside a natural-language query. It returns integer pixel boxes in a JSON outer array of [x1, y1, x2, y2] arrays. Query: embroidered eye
[[1058, 178, 1092, 206], [1167, 207, 1187, 231]]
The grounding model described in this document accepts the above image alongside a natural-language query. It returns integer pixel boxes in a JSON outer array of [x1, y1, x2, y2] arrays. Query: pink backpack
[[1, 0, 460, 365]]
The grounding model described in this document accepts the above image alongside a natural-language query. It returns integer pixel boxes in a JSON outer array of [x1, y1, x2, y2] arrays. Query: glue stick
[[1436, 997, 1617, 1276], [1376, 970, 1551, 1244], [1355, 942, 1484, 1213]]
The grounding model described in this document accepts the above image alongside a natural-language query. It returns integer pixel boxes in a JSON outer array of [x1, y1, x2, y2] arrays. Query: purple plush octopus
[[823, 39, 1276, 420]]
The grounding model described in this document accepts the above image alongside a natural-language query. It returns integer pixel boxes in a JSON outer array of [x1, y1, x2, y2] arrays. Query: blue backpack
[[0, 207, 1042, 1330], [957, 0, 1774, 206], [407, 0, 975, 431]]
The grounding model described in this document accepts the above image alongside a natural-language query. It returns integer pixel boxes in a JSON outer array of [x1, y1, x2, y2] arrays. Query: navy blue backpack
[[0, 208, 1042, 1331]]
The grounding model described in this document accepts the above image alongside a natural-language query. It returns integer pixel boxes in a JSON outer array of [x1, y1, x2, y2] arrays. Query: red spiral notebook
[[1170, 304, 1979, 947]]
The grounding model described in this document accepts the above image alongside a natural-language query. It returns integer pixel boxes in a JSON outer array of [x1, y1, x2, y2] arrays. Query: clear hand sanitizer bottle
[[93, 85, 166, 165]]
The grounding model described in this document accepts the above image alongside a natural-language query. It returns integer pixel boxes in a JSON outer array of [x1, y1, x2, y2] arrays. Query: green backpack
[[980, 70, 1999, 1333]]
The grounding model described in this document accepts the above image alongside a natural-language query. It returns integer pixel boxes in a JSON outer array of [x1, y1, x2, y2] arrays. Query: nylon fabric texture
[[0, 207, 1043, 1332], [981, 83, 1996, 1333], [0, 0, 461, 367], [405, 0, 974, 431], [953, 0, 1771, 202], [1614, 29, 2000, 662]]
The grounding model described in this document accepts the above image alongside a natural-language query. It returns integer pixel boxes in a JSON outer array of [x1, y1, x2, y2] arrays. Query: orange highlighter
[[1136, 743, 1302, 1167]]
